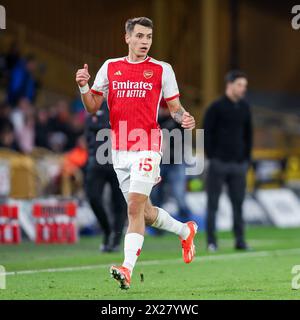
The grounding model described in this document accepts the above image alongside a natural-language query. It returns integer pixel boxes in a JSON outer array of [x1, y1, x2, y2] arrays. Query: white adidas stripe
[[3, 247, 300, 277]]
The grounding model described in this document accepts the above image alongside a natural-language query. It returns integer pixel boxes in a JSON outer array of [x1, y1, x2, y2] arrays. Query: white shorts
[[112, 150, 161, 202]]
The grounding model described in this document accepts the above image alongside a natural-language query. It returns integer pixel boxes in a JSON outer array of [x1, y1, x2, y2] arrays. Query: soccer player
[[75, 17, 197, 290]]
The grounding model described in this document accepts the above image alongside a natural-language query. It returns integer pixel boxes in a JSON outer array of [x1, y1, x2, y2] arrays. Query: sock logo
[[136, 248, 141, 256]]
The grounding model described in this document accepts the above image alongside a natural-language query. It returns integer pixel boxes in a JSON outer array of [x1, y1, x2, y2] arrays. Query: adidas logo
[[114, 71, 122, 76]]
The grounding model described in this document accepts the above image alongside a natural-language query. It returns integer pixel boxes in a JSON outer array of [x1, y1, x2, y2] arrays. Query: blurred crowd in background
[[0, 42, 86, 155], [0, 43, 92, 199]]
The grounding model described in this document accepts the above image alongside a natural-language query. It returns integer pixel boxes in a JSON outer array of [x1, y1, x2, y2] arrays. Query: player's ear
[[125, 33, 130, 44]]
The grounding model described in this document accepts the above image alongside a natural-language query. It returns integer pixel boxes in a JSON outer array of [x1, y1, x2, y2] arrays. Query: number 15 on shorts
[[139, 158, 153, 172], [136, 155, 161, 182]]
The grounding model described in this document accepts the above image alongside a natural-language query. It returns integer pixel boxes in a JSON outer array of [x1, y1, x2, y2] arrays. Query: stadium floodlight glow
[[0, 265, 6, 290], [0, 5, 5, 29]]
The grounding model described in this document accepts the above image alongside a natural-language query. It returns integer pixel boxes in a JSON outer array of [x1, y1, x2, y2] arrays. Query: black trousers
[[206, 158, 248, 246], [85, 160, 127, 246]]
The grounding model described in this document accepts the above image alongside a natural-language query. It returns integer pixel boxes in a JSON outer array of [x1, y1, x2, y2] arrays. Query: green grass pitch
[[0, 226, 300, 300]]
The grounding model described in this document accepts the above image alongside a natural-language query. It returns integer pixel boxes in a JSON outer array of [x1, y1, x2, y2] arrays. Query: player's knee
[[144, 205, 157, 225], [128, 199, 144, 218], [144, 208, 152, 225]]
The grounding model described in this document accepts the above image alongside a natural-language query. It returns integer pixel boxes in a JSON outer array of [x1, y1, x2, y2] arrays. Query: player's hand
[[76, 64, 90, 87], [182, 112, 195, 129]]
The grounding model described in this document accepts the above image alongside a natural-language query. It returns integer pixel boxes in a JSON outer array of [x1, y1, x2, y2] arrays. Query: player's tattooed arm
[[166, 98, 196, 129], [171, 105, 185, 124]]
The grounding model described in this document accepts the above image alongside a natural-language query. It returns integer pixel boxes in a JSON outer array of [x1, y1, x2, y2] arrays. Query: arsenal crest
[[143, 70, 153, 79]]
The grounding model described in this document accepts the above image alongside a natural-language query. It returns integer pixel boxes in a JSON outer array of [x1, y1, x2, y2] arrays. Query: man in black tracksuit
[[85, 102, 127, 252], [203, 70, 253, 251]]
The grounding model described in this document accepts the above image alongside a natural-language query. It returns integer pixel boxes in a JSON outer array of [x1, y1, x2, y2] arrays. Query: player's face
[[230, 78, 248, 100], [126, 24, 153, 59]]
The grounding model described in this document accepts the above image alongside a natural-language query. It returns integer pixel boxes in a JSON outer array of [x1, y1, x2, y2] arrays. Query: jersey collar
[[124, 56, 151, 64]]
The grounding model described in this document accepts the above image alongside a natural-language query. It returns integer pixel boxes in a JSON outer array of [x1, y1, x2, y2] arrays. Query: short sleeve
[[91, 60, 109, 97], [162, 63, 180, 101]]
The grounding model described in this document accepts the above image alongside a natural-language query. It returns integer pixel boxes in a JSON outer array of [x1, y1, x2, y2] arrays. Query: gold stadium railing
[[1, 147, 300, 199], [0, 148, 83, 199]]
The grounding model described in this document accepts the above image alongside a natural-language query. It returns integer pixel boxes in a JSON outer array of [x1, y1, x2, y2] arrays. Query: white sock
[[151, 207, 190, 240], [122, 233, 144, 275]]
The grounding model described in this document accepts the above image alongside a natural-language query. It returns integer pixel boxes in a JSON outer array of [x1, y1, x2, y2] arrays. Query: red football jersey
[[91, 56, 180, 152]]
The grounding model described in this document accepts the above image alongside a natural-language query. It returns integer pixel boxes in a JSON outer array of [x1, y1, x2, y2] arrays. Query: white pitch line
[[3, 247, 300, 277]]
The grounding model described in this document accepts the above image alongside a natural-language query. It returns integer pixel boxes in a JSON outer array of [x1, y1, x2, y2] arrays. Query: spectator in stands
[[5, 42, 21, 73], [47, 103, 64, 152], [48, 132, 67, 153], [50, 134, 88, 196], [0, 42, 20, 87], [18, 108, 35, 154], [10, 97, 35, 153], [35, 109, 51, 149], [67, 114, 85, 150], [7, 54, 38, 106], [0, 102, 11, 123], [48, 100, 70, 131], [203, 70, 253, 252], [48, 100, 83, 151], [71, 92, 85, 115], [85, 102, 127, 252], [0, 118, 20, 151], [62, 135, 88, 177], [10, 98, 32, 131]]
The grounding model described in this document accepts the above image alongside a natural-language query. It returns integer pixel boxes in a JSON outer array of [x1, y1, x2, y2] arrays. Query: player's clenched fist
[[76, 64, 90, 87], [182, 111, 195, 130]]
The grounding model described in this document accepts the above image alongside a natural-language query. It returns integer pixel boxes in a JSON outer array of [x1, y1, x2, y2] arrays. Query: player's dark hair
[[225, 70, 247, 83], [125, 17, 153, 34]]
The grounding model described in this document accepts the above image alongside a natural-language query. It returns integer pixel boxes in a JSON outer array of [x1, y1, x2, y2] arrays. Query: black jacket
[[85, 102, 112, 166], [203, 95, 252, 162]]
